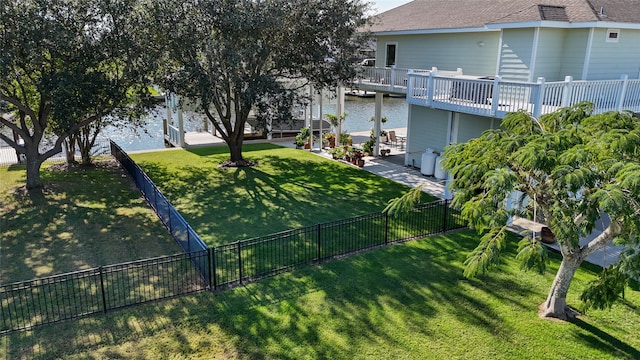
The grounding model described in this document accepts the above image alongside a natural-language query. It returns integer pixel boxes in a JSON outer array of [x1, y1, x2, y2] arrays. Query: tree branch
[[0, 90, 38, 122], [581, 220, 623, 259]]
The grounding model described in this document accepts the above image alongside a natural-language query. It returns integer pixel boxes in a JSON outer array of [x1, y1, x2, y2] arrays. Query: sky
[[373, 0, 413, 14]]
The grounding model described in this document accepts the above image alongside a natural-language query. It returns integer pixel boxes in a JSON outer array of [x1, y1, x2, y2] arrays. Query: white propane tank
[[421, 148, 437, 176], [434, 156, 447, 180]]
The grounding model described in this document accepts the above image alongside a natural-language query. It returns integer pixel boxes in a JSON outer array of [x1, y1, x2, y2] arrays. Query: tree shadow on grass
[[570, 317, 640, 359], [186, 142, 284, 157], [4, 230, 640, 359], [195, 233, 530, 359], [134, 148, 412, 246], [0, 164, 181, 283]]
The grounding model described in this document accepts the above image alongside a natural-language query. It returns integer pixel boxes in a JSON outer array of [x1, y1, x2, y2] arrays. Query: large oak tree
[[0, 0, 159, 189], [153, 0, 371, 165]]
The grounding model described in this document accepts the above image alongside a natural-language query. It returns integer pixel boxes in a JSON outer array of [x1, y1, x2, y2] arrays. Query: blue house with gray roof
[[358, 0, 640, 168]]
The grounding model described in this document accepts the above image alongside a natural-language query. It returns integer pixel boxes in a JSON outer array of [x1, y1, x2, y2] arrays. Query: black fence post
[[153, 186, 157, 211], [384, 211, 390, 245], [210, 247, 216, 291], [98, 266, 107, 313], [167, 207, 171, 236], [442, 199, 449, 233], [237, 242, 243, 284], [316, 223, 322, 260], [186, 230, 190, 253]]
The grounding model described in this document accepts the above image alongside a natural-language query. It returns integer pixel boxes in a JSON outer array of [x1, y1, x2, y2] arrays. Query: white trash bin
[[434, 156, 447, 180], [421, 148, 437, 176]]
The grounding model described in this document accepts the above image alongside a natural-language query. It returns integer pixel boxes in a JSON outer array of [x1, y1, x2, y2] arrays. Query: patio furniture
[[389, 130, 398, 148], [397, 133, 406, 149]]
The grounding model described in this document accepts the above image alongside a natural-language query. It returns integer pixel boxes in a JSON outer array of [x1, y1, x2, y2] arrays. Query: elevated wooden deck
[[355, 67, 640, 118]]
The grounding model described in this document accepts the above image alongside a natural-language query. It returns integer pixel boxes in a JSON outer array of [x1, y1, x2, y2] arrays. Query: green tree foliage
[[0, 0, 159, 189], [152, 0, 371, 165], [441, 102, 640, 319]]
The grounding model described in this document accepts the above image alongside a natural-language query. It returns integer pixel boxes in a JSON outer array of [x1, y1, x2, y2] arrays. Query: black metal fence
[[110, 141, 211, 286], [0, 251, 209, 334], [0, 144, 465, 334], [213, 201, 463, 288]]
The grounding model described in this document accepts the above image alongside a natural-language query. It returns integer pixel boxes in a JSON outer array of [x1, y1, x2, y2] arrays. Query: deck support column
[[164, 94, 173, 141], [177, 104, 185, 147], [318, 89, 323, 148], [309, 84, 314, 149], [374, 92, 383, 157], [336, 86, 345, 145]]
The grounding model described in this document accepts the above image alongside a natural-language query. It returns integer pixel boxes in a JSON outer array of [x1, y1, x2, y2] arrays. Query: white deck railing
[[166, 123, 182, 146], [355, 67, 640, 117]]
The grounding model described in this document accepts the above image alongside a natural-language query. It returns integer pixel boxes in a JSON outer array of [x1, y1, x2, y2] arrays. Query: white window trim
[[606, 29, 620, 43], [385, 42, 398, 67]]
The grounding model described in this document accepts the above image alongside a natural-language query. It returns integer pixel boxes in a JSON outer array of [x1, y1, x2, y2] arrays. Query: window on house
[[386, 44, 396, 67], [606, 29, 620, 43]]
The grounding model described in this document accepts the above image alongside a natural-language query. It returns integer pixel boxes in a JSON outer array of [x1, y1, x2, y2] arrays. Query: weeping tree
[[443, 103, 640, 319], [0, 0, 159, 189], [153, 0, 371, 166], [388, 103, 640, 320]]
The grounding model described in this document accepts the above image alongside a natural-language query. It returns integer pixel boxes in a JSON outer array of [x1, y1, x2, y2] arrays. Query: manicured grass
[[2, 230, 638, 359], [130, 144, 430, 246], [0, 163, 181, 283]]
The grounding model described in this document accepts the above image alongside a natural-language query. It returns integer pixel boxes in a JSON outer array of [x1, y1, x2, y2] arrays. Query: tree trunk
[[25, 154, 44, 190], [78, 126, 99, 165], [65, 137, 78, 165], [540, 254, 582, 320], [228, 138, 244, 163]]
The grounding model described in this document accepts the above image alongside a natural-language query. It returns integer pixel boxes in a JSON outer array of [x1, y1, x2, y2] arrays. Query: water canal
[[103, 95, 409, 152]]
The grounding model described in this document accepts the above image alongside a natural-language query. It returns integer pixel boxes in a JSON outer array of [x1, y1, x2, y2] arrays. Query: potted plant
[[298, 127, 312, 149], [339, 133, 352, 146], [369, 115, 388, 124], [324, 132, 336, 148], [362, 129, 376, 156], [344, 146, 354, 162], [380, 129, 388, 144], [325, 112, 347, 131], [328, 146, 345, 160], [362, 138, 375, 156], [294, 134, 305, 149], [352, 149, 365, 167]]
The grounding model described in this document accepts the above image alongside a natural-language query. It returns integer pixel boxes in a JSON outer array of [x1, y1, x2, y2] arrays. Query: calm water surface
[[104, 96, 409, 152]]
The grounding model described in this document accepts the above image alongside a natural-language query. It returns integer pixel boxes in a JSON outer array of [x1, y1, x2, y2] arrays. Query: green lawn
[[0, 163, 181, 283], [130, 144, 427, 246], [2, 230, 638, 359], [2, 146, 638, 359]]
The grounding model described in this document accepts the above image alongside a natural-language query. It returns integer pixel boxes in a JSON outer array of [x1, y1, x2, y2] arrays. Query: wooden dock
[[183, 131, 225, 147]]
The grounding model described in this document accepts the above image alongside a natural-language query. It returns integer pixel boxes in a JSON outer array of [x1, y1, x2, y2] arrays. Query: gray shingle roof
[[368, 0, 640, 33]]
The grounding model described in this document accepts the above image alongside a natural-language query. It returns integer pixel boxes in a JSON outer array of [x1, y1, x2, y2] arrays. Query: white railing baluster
[[617, 75, 629, 111], [390, 65, 396, 91], [561, 76, 573, 107], [533, 77, 545, 119], [427, 70, 435, 106]]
